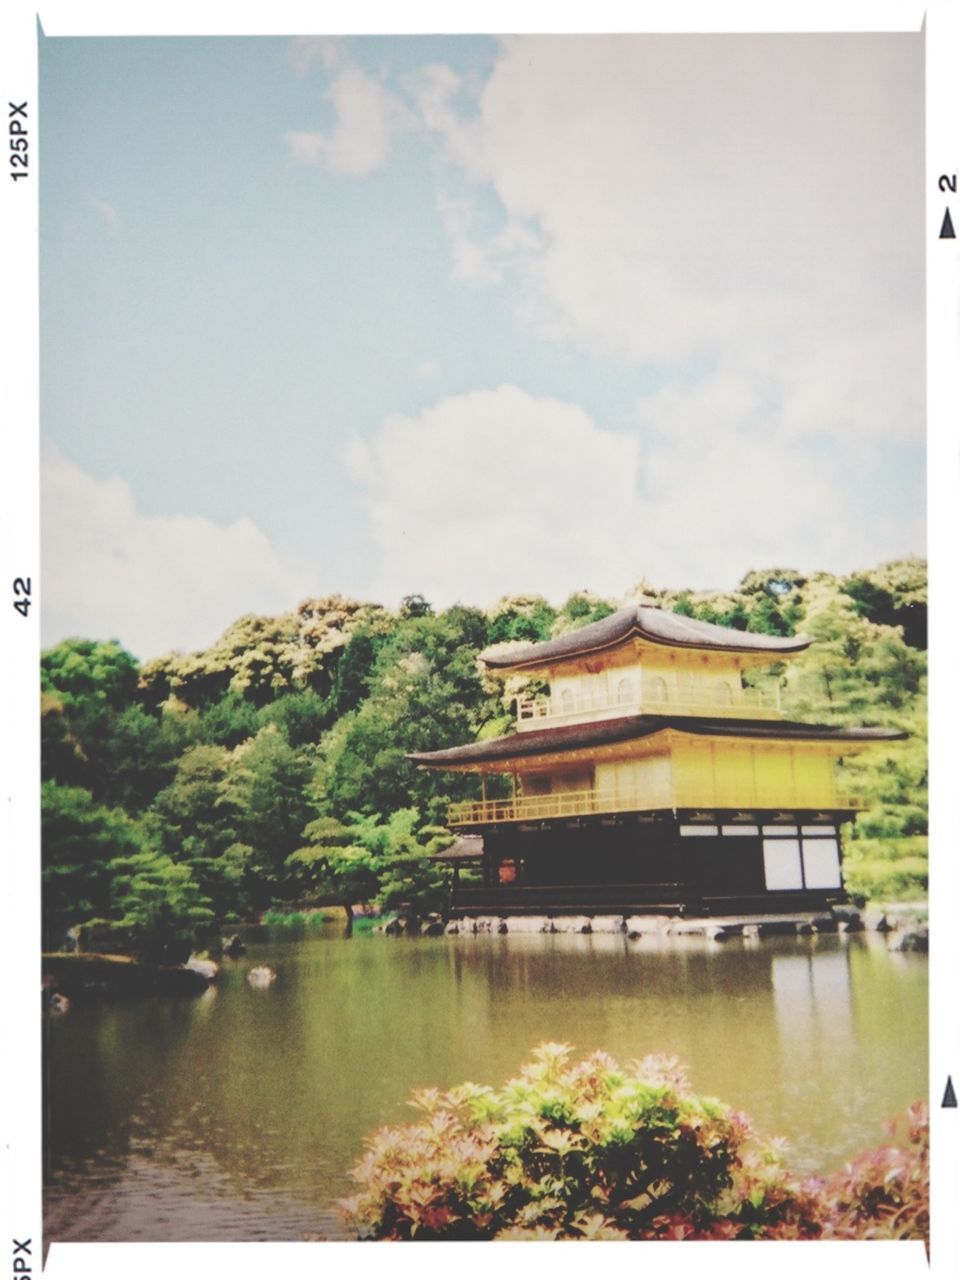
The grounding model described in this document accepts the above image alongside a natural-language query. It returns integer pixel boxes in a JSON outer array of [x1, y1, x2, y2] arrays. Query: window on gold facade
[[646, 676, 668, 703]]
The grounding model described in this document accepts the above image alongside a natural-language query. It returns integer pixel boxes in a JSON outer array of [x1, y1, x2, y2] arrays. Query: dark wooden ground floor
[[439, 809, 851, 916]]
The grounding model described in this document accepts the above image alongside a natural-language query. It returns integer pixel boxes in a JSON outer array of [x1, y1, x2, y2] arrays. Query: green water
[[43, 929, 927, 1243]]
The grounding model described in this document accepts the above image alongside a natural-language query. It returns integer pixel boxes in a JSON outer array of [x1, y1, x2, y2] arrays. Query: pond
[[43, 928, 927, 1243]]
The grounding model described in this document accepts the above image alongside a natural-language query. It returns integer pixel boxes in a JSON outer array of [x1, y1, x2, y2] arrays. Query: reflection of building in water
[[442, 936, 870, 1137], [772, 947, 855, 1064], [412, 606, 905, 916]]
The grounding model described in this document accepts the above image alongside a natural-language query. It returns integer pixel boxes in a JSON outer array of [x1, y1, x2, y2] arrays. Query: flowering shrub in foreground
[[338, 1044, 928, 1242]]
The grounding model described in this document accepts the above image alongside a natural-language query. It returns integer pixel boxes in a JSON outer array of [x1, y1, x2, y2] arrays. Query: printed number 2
[[939, 174, 957, 193], [13, 576, 31, 617]]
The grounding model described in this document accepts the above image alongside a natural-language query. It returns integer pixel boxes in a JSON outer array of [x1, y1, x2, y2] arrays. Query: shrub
[[262, 908, 338, 937], [843, 856, 928, 903], [813, 1102, 928, 1241], [339, 1045, 927, 1243]]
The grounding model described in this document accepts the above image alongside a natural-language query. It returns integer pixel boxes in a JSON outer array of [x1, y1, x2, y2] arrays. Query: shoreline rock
[[392, 900, 931, 948], [186, 953, 220, 981], [41, 952, 210, 1000]]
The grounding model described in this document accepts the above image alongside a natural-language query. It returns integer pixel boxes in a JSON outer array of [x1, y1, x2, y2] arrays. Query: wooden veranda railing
[[447, 786, 863, 827]]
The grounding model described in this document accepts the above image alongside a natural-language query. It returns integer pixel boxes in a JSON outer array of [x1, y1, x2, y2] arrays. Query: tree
[[106, 849, 214, 961], [287, 809, 448, 918], [321, 607, 494, 822], [41, 781, 141, 949], [41, 691, 87, 787], [486, 595, 557, 646], [322, 660, 477, 823], [843, 559, 927, 649], [346, 809, 448, 916], [286, 817, 381, 917], [41, 638, 139, 711], [197, 690, 262, 747], [257, 688, 331, 746], [146, 744, 249, 917], [326, 623, 389, 720], [41, 781, 210, 957], [554, 592, 616, 631], [41, 639, 144, 795], [226, 725, 320, 907], [98, 703, 197, 812], [138, 595, 378, 710], [400, 593, 433, 619]]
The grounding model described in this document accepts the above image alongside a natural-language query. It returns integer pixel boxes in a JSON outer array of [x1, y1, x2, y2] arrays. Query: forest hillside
[[40, 559, 927, 954]]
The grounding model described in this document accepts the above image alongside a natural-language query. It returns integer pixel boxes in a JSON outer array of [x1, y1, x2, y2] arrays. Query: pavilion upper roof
[[480, 604, 811, 671], [408, 713, 905, 769]]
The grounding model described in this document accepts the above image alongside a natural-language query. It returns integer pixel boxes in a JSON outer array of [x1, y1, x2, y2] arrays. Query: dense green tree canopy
[[41, 560, 928, 952], [42, 638, 140, 710]]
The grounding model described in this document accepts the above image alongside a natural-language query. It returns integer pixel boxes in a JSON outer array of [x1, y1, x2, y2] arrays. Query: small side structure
[[408, 605, 905, 919]]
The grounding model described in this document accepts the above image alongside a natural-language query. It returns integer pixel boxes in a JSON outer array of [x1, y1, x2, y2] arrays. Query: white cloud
[[289, 36, 345, 77], [345, 386, 645, 605], [418, 34, 924, 448], [346, 385, 925, 611], [90, 195, 120, 233], [285, 66, 403, 176], [41, 448, 311, 660], [436, 192, 500, 283], [412, 63, 485, 181]]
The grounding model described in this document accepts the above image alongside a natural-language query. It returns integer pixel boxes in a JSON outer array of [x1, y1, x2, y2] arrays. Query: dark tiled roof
[[480, 605, 810, 670], [428, 835, 484, 862], [408, 714, 905, 768]]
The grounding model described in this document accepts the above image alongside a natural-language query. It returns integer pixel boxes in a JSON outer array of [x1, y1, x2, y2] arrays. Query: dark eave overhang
[[407, 714, 906, 769]]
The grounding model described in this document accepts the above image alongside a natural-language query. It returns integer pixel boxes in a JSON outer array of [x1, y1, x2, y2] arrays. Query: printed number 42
[[13, 576, 31, 617]]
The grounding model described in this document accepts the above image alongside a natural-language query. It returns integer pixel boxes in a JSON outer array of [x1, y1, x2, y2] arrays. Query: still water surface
[[44, 929, 926, 1243]]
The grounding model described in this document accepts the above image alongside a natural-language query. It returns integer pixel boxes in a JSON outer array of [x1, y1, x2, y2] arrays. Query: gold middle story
[[515, 640, 782, 728], [447, 728, 863, 826]]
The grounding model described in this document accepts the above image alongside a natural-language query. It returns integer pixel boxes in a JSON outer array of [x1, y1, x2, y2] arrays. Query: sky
[[39, 30, 925, 660]]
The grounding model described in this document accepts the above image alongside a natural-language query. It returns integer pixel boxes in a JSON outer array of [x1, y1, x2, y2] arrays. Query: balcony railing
[[448, 785, 862, 827], [516, 684, 781, 729]]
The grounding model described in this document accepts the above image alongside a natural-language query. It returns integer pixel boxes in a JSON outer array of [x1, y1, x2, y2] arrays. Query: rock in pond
[[863, 910, 893, 932], [889, 927, 929, 953], [41, 952, 210, 999], [830, 905, 863, 930], [551, 915, 592, 934], [186, 953, 220, 981]]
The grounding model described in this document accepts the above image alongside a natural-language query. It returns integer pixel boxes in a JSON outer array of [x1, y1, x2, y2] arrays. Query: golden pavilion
[[409, 605, 904, 917]]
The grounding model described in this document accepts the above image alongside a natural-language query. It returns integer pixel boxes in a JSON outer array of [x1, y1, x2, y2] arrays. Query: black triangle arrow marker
[[943, 1075, 957, 1108], [940, 208, 956, 239]]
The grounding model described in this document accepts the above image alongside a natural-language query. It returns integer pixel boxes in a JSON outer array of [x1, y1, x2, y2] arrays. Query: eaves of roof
[[480, 605, 810, 671], [407, 713, 906, 768]]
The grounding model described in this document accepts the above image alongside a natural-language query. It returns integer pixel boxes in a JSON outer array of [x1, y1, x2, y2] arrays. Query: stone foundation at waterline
[[433, 904, 928, 948]]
